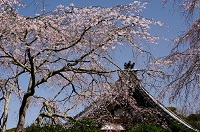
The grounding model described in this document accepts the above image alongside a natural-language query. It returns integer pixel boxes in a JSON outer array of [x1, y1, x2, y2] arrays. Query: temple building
[[74, 62, 198, 131]]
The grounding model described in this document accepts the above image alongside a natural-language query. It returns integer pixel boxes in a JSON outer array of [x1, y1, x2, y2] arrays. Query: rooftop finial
[[124, 61, 135, 69]]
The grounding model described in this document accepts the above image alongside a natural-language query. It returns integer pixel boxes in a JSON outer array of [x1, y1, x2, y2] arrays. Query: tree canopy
[[0, 1, 165, 131], [0, 0, 199, 131]]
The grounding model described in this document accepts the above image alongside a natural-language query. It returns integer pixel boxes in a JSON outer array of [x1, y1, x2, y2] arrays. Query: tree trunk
[[2, 100, 9, 132], [15, 96, 32, 132], [16, 48, 35, 132], [2, 84, 15, 132]]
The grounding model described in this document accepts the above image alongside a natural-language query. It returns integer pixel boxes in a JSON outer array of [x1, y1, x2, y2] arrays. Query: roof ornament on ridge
[[124, 61, 135, 69]]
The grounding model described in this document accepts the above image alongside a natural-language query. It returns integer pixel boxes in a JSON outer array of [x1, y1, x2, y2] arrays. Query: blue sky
[[18, 0, 186, 68], [7, 0, 188, 129]]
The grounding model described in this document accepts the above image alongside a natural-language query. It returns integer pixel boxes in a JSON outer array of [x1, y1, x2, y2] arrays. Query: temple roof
[[74, 69, 199, 131]]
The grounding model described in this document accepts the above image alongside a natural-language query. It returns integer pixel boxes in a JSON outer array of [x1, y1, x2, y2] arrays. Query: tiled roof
[[74, 70, 199, 132]]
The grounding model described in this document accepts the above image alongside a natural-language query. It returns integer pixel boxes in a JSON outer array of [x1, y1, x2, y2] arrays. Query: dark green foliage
[[25, 119, 101, 132], [176, 112, 200, 130], [128, 123, 169, 132], [166, 107, 200, 131], [128, 122, 193, 132], [8, 113, 200, 132], [168, 121, 189, 132], [186, 120, 200, 131], [6, 128, 16, 132], [185, 114, 200, 130], [177, 114, 187, 121], [187, 114, 200, 122], [167, 107, 177, 114], [127, 112, 197, 132], [68, 119, 101, 132], [26, 124, 66, 132]]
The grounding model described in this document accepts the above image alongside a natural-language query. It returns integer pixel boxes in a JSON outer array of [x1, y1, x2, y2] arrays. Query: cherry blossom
[[0, 1, 163, 131]]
